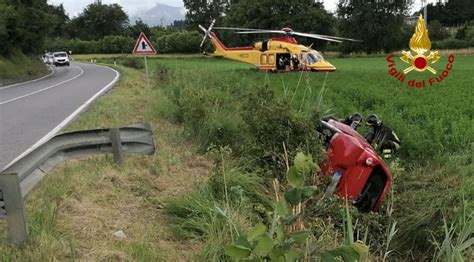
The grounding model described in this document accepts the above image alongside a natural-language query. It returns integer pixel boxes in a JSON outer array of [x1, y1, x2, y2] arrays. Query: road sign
[[132, 32, 156, 55]]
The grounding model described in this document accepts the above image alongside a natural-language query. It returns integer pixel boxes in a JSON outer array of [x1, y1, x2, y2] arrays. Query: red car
[[318, 119, 392, 212]]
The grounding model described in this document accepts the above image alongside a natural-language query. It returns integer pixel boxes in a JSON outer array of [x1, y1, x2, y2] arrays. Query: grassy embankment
[[0, 64, 210, 260], [141, 54, 472, 260], [0, 52, 49, 86]]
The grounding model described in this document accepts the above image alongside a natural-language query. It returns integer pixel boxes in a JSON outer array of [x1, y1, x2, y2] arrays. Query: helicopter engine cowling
[[253, 41, 269, 51]]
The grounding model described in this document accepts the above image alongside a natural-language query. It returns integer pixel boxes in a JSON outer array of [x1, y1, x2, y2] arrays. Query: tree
[[421, 0, 474, 27], [73, 2, 129, 40], [0, 0, 51, 56], [127, 19, 151, 39], [223, 0, 335, 48], [337, 0, 412, 54], [183, 0, 230, 30], [429, 20, 449, 41], [46, 4, 69, 38]]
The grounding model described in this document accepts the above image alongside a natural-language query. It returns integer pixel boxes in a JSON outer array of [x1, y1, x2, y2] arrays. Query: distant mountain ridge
[[132, 3, 185, 26]]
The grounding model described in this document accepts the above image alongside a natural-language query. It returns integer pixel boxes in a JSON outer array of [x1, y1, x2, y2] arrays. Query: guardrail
[[0, 123, 155, 244]]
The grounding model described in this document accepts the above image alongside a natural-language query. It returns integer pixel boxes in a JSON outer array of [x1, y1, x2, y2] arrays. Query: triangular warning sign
[[133, 32, 157, 55]]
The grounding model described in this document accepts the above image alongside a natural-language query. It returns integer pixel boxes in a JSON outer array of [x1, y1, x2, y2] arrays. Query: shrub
[[154, 31, 201, 53], [98, 35, 134, 54], [432, 38, 470, 49], [239, 86, 323, 177], [120, 58, 144, 69]]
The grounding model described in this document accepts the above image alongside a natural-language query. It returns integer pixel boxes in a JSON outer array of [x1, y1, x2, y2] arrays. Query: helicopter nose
[[309, 61, 336, 72]]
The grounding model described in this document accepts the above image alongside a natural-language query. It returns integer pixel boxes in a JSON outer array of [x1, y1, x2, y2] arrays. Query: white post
[[144, 55, 149, 87]]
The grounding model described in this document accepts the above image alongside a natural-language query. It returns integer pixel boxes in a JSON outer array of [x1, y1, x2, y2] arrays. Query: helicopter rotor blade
[[306, 33, 362, 42], [213, 26, 262, 31], [290, 32, 343, 43], [212, 25, 361, 42], [199, 26, 208, 48], [235, 30, 287, 34], [199, 19, 216, 48]]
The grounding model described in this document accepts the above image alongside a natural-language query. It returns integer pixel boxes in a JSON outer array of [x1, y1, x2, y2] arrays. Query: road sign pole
[[132, 32, 156, 88], [144, 55, 149, 87]]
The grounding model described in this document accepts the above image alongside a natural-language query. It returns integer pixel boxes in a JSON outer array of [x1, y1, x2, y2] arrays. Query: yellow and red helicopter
[[199, 20, 360, 72]]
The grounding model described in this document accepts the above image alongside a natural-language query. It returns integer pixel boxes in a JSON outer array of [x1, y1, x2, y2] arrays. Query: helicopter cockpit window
[[308, 53, 322, 64], [302, 52, 322, 64]]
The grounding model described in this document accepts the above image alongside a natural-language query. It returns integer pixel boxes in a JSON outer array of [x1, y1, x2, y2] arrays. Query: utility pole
[[421, 0, 428, 25]]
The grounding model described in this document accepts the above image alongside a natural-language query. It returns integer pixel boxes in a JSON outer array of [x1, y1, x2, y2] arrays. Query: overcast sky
[[47, 0, 440, 18]]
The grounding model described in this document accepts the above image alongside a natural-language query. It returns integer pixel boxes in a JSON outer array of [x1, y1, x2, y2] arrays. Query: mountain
[[132, 3, 185, 27]]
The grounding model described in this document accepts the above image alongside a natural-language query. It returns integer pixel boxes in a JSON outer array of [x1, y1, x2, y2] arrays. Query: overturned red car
[[317, 119, 392, 212]]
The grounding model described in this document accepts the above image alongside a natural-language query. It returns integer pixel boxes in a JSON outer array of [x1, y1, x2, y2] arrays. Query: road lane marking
[[0, 65, 84, 105], [0, 66, 55, 90], [2, 63, 120, 170]]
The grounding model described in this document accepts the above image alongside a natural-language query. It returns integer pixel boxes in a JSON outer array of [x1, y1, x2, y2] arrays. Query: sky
[[47, 0, 441, 18]]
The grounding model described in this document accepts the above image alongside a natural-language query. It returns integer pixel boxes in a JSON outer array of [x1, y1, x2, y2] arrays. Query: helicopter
[[199, 20, 360, 72]]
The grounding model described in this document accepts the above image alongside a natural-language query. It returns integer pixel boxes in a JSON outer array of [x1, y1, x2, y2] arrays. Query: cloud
[[47, 0, 184, 17]]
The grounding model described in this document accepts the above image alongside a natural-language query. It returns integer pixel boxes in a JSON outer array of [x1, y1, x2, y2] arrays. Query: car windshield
[[54, 53, 67, 57]]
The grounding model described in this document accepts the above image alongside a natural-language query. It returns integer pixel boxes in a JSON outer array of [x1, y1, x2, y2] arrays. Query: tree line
[[1, 0, 473, 57]]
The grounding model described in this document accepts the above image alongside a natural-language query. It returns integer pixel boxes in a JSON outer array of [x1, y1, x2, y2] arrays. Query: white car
[[52, 52, 70, 67], [42, 53, 54, 65]]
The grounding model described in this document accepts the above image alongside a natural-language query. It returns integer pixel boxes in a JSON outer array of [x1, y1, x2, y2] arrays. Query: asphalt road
[[0, 63, 119, 170]]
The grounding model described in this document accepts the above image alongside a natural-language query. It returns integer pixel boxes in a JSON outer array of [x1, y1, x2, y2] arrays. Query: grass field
[[150, 54, 473, 161], [143, 54, 473, 260]]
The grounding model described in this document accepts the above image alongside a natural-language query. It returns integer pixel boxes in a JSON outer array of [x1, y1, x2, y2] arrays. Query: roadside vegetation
[[143, 55, 472, 260], [0, 53, 48, 86], [0, 65, 209, 260]]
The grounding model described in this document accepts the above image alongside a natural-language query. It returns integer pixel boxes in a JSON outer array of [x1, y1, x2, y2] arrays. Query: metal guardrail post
[[110, 128, 123, 164], [0, 173, 28, 244]]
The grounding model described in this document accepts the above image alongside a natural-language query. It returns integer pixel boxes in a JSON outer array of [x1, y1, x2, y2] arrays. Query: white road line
[[2, 63, 120, 170], [0, 65, 84, 105], [0, 66, 55, 90]]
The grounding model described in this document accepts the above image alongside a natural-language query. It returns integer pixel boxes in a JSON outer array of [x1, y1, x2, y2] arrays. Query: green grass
[[145, 54, 473, 260], [0, 52, 48, 86], [149, 55, 472, 163]]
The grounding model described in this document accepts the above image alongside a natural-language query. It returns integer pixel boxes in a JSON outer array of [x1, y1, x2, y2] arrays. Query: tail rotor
[[199, 19, 216, 48]]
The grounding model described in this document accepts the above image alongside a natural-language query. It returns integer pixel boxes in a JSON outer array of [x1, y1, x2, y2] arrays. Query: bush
[[45, 35, 135, 54], [432, 38, 470, 49], [98, 35, 135, 54], [165, 74, 324, 177], [154, 31, 202, 53], [120, 58, 144, 69]]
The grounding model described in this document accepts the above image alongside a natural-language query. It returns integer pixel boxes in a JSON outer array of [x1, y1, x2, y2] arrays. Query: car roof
[[53, 52, 67, 54]]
